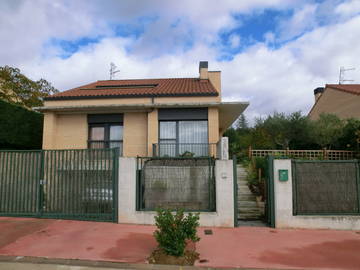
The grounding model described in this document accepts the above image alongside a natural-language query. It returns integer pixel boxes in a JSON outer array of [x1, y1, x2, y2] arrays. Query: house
[[36, 61, 248, 157], [308, 84, 360, 120]]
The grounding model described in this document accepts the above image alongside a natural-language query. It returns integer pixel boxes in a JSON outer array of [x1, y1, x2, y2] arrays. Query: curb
[[0, 255, 298, 270]]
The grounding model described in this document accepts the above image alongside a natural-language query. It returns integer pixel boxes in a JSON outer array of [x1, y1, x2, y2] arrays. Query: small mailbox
[[278, 169, 288, 181]]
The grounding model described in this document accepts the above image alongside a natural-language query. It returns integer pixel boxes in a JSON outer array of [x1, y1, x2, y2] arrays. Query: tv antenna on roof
[[109, 62, 120, 80], [339, 66, 355, 84]]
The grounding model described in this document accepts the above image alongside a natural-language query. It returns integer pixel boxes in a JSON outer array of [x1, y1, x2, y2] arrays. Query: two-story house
[[36, 61, 249, 157]]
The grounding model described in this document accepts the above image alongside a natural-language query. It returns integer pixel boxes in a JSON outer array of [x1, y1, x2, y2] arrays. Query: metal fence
[[292, 160, 360, 215], [0, 149, 118, 222], [136, 157, 216, 211]]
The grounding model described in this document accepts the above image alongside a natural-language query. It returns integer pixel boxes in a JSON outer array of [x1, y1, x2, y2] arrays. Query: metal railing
[[152, 143, 216, 157], [88, 140, 123, 156]]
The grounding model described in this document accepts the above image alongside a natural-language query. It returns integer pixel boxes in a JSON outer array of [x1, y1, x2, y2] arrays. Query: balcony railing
[[152, 143, 216, 157], [88, 140, 123, 156]]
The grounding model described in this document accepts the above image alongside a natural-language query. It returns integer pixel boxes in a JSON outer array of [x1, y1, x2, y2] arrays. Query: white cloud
[[335, 0, 360, 17], [1, 0, 360, 123]]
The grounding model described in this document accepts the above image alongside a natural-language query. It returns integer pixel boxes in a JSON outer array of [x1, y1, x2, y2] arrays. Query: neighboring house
[[36, 61, 248, 157], [308, 84, 360, 120]]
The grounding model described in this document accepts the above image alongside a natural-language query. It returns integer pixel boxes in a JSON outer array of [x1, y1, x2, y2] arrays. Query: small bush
[[154, 208, 200, 257]]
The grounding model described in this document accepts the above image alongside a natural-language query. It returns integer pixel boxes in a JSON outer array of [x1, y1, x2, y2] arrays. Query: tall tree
[[236, 113, 249, 130], [0, 66, 58, 108], [313, 113, 344, 149]]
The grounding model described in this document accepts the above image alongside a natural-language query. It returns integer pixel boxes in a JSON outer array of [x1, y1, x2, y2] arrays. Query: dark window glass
[[89, 124, 123, 155]]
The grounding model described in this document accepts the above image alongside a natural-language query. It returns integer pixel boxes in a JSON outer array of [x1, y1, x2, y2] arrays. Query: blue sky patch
[[216, 9, 293, 61], [45, 36, 102, 59]]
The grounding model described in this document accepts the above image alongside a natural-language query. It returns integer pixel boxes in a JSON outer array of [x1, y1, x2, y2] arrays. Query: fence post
[[248, 146, 252, 159], [323, 147, 328, 160], [286, 147, 289, 157]]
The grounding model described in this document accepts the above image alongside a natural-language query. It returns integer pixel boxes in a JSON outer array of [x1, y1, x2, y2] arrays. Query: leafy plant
[[245, 157, 266, 199], [0, 65, 58, 108], [154, 208, 200, 257]]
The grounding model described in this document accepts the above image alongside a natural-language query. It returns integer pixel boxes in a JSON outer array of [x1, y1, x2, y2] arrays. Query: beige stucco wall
[[208, 71, 221, 96], [309, 88, 360, 120], [43, 113, 87, 149], [44, 95, 221, 108], [55, 114, 87, 149], [123, 112, 148, 157], [42, 107, 221, 156], [208, 107, 220, 144], [147, 109, 158, 156], [42, 112, 57, 149]]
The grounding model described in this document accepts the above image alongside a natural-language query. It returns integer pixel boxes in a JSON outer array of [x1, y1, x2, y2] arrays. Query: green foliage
[[0, 65, 58, 108], [255, 112, 314, 149], [0, 99, 43, 149], [313, 113, 345, 149], [154, 208, 200, 257], [245, 157, 267, 198], [336, 118, 360, 151], [226, 112, 360, 161]]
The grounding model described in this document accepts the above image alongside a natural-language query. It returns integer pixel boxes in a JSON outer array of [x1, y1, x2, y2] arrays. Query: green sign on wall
[[278, 169, 288, 181]]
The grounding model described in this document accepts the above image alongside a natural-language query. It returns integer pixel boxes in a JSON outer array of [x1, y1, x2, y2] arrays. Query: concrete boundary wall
[[274, 159, 360, 230], [118, 158, 235, 227]]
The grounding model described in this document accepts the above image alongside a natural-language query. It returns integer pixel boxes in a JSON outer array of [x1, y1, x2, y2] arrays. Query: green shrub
[[0, 99, 43, 149], [154, 208, 200, 257]]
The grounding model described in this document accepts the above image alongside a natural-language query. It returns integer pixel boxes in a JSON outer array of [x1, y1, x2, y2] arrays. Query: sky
[[1, 0, 360, 122]]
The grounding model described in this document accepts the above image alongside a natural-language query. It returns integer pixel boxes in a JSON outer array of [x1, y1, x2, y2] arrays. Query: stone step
[[238, 194, 256, 201], [238, 201, 257, 207], [239, 207, 262, 214], [238, 215, 263, 221]]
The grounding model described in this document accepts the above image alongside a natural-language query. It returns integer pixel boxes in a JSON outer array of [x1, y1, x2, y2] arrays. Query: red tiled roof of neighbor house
[[326, 84, 360, 95], [45, 78, 219, 100]]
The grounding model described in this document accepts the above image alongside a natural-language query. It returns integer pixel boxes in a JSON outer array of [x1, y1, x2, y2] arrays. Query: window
[[88, 114, 123, 155], [159, 120, 208, 156]]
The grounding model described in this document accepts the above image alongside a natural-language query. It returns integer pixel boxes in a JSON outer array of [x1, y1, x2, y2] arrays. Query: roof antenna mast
[[110, 62, 120, 80], [339, 66, 355, 84]]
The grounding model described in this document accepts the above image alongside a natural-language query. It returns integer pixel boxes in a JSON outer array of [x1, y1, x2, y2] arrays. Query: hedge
[[0, 99, 43, 149]]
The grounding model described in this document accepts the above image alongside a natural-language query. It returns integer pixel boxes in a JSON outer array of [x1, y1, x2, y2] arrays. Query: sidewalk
[[0, 217, 359, 270]]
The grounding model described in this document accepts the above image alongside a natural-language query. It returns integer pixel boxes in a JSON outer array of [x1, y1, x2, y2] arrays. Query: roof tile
[[45, 78, 218, 100]]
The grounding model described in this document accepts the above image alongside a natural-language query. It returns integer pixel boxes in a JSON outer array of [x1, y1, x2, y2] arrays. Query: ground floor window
[[159, 120, 208, 156]]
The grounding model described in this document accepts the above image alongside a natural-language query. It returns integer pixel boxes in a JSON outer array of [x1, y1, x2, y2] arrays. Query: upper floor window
[[87, 114, 123, 155]]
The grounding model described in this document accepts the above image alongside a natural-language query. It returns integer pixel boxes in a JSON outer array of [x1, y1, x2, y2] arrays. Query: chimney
[[199, 61, 208, 80], [314, 87, 324, 102]]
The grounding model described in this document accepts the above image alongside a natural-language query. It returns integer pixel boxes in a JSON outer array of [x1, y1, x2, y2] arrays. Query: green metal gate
[[0, 149, 118, 222]]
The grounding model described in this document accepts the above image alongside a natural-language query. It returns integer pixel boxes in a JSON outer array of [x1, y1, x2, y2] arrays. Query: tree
[[254, 112, 313, 149], [313, 113, 344, 149], [0, 66, 58, 108], [335, 118, 360, 151], [235, 113, 249, 130]]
